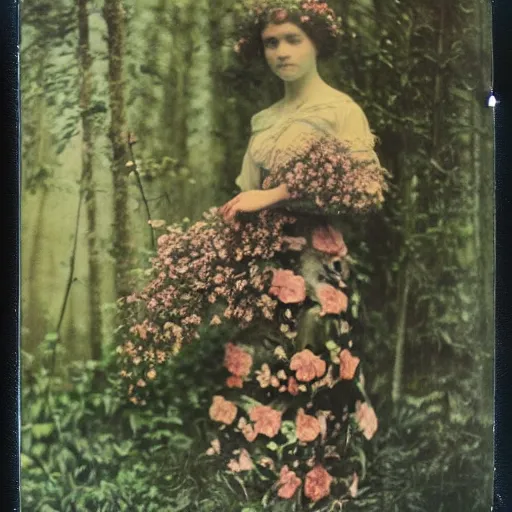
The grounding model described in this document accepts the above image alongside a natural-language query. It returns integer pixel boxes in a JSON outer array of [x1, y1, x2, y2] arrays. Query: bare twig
[[126, 132, 156, 250], [46, 171, 86, 408]]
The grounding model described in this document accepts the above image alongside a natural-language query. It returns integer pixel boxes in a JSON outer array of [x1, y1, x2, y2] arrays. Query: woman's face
[[261, 22, 318, 82]]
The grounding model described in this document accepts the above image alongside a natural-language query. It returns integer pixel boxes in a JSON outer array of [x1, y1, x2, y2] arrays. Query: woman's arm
[[219, 184, 290, 222]]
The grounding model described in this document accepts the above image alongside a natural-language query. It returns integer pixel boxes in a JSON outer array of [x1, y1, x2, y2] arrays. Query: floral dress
[[119, 89, 385, 509], [206, 93, 382, 508]]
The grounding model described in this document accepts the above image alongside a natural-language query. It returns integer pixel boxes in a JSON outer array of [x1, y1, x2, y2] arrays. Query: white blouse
[[235, 92, 379, 192]]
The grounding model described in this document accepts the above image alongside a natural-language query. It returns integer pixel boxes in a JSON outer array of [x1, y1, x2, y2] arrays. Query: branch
[[125, 132, 156, 250], [46, 170, 86, 408]]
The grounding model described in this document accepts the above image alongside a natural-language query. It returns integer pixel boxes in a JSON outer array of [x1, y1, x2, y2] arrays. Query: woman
[[208, 1, 383, 507], [219, 3, 379, 222], [120, 1, 385, 508]]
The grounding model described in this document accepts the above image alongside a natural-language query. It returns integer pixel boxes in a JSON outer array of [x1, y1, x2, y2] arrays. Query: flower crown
[[233, 0, 343, 55]]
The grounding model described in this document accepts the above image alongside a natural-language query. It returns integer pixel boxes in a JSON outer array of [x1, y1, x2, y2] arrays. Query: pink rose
[[304, 465, 333, 502], [316, 283, 348, 316], [290, 349, 326, 382], [226, 375, 243, 388], [312, 225, 348, 257], [296, 408, 321, 443], [287, 376, 300, 395], [249, 405, 282, 438], [278, 465, 302, 499], [269, 269, 306, 304], [339, 349, 360, 380], [224, 342, 253, 377], [209, 395, 237, 425], [355, 401, 378, 440]]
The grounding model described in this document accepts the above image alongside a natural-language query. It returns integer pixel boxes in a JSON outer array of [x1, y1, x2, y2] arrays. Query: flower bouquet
[[262, 134, 389, 216], [116, 208, 298, 404]]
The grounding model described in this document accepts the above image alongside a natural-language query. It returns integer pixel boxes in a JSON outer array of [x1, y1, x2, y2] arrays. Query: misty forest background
[[20, 0, 494, 510]]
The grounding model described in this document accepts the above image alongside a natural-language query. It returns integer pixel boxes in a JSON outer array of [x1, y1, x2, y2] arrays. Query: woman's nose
[[276, 44, 290, 59]]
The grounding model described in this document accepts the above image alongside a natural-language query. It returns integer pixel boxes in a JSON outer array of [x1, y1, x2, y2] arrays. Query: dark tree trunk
[[78, 0, 102, 360], [104, 0, 132, 299]]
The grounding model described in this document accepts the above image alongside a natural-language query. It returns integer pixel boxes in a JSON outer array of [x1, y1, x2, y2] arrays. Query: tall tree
[[104, 0, 132, 299], [78, 0, 102, 360]]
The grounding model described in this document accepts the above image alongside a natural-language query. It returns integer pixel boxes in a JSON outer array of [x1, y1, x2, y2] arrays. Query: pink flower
[[296, 408, 321, 443], [258, 457, 275, 470], [287, 376, 300, 395], [227, 448, 254, 472], [210, 315, 222, 326], [224, 342, 253, 377], [226, 375, 243, 388], [349, 472, 359, 498], [339, 349, 360, 380], [290, 349, 326, 382], [312, 225, 348, 257], [238, 417, 258, 442], [209, 395, 237, 425], [304, 465, 333, 502], [355, 401, 378, 440], [316, 283, 348, 316], [269, 269, 306, 304], [278, 465, 302, 499], [256, 363, 272, 388], [282, 236, 307, 251], [249, 405, 282, 438], [206, 438, 220, 456], [272, 7, 288, 22]]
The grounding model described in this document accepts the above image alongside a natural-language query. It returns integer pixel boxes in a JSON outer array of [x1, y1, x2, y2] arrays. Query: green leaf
[[20, 453, 34, 469], [325, 340, 338, 351], [129, 413, 139, 435], [32, 422, 55, 439], [266, 441, 278, 451], [32, 443, 47, 458]]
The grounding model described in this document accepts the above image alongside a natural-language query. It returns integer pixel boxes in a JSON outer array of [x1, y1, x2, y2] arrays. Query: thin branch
[[126, 133, 156, 250], [46, 172, 86, 407]]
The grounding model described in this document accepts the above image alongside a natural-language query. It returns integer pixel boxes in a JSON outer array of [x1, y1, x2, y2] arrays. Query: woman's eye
[[287, 36, 302, 45], [264, 39, 278, 49]]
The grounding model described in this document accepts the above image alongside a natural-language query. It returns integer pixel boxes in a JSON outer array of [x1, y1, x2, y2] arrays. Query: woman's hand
[[219, 185, 290, 222]]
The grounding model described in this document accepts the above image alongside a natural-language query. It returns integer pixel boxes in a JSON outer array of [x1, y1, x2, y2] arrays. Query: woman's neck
[[282, 70, 326, 108]]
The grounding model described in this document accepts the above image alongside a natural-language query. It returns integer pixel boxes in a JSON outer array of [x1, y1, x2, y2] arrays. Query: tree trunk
[[391, 153, 414, 404], [104, 0, 131, 299], [185, 0, 216, 218], [78, 0, 102, 360]]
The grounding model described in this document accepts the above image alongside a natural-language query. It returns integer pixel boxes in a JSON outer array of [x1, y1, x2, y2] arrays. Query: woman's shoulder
[[250, 101, 283, 132]]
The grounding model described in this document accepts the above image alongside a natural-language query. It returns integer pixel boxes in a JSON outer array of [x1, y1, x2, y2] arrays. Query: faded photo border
[[1, 0, 512, 511], [492, 0, 512, 508], [0, 0, 20, 510]]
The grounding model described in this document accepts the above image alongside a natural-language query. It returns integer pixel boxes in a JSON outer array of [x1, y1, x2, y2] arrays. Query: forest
[[20, 0, 494, 510]]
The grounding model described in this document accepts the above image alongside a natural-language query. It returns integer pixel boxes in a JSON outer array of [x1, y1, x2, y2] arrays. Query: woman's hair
[[234, 1, 342, 62]]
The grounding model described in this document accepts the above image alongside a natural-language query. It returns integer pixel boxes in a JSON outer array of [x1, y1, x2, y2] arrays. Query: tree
[[78, 0, 102, 360], [104, 0, 132, 299]]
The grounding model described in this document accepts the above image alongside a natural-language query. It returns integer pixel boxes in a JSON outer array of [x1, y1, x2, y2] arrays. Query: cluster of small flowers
[[117, 208, 297, 402], [207, 340, 378, 505], [262, 135, 389, 215], [234, 0, 343, 54]]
